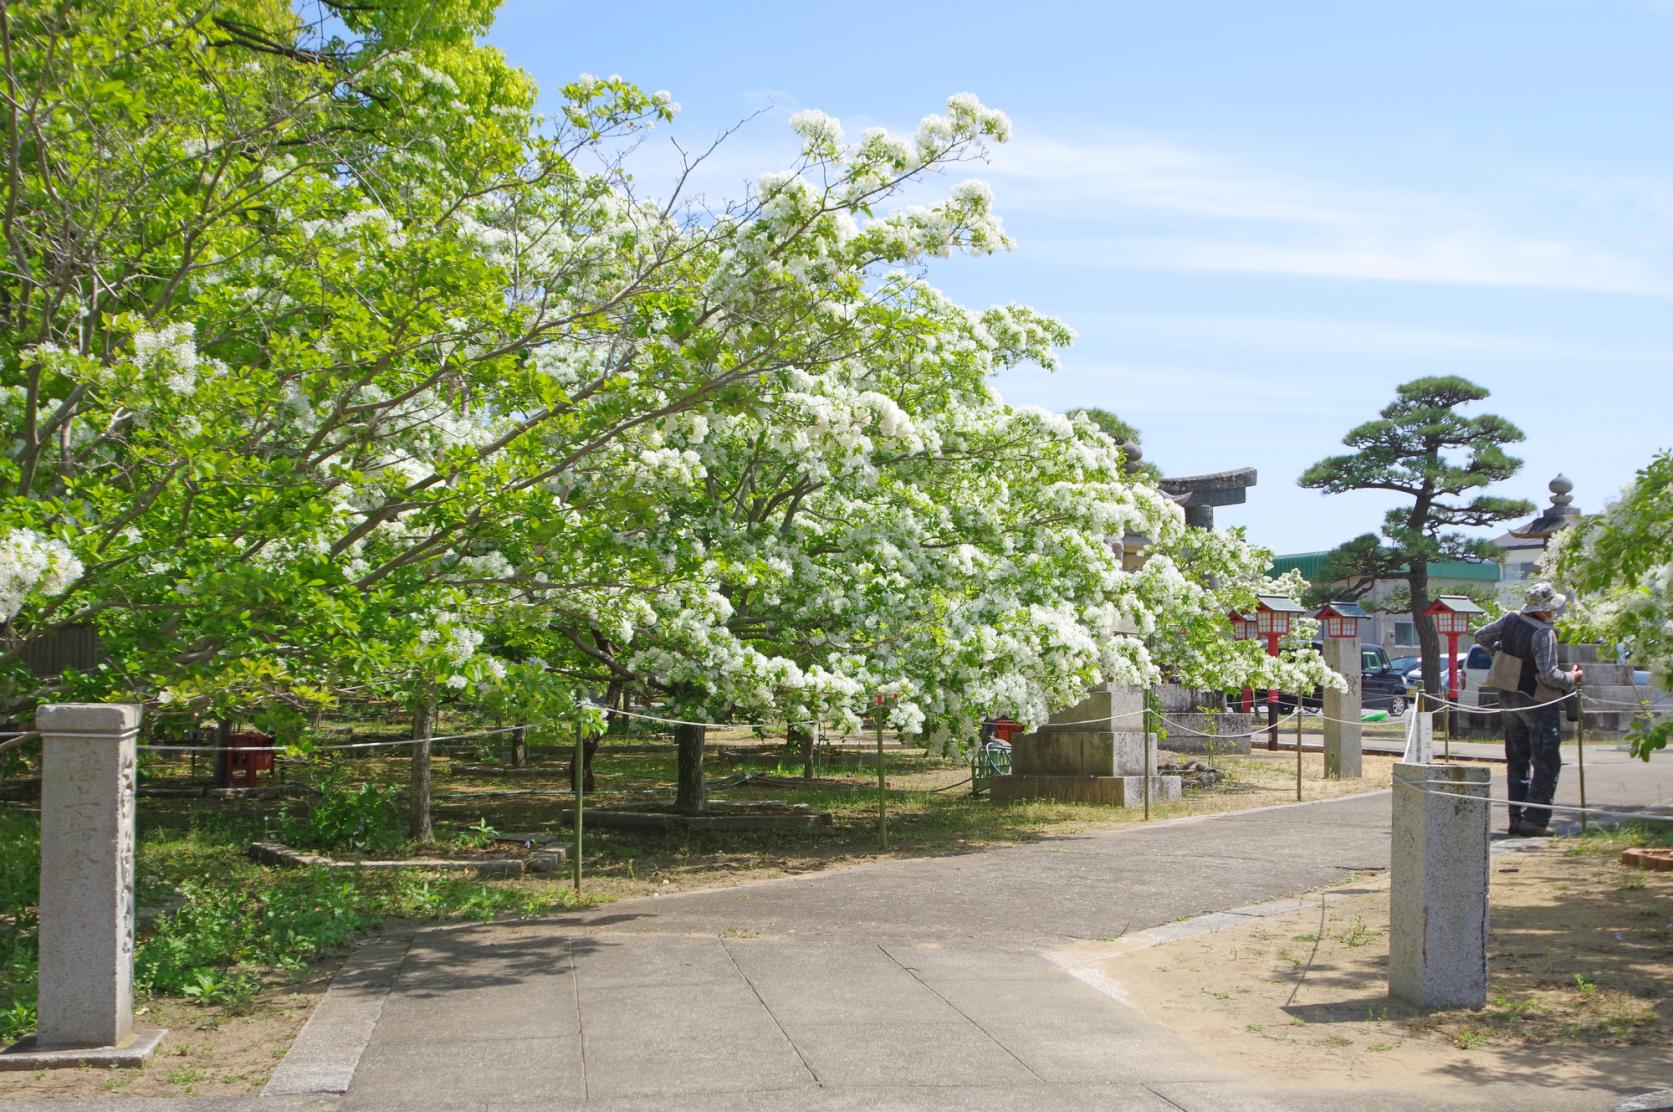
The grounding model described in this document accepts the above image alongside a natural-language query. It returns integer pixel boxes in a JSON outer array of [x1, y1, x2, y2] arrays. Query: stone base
[[990, 774, 1182, 808], [0, 1027, 167, 1071]]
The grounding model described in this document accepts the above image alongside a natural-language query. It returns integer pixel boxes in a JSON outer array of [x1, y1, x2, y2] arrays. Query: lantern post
[[1424, 595, 1485, 745], [1253, 595, 1306, 751], [1228, 610, 1258, 713], [1315, 600, 1368, 778]]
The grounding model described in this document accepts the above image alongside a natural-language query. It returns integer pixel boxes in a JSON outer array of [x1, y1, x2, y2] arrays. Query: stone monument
[[991, 683, 1182, 808], [1389, 762, 1490, 1010], [1, 704, 166, 1070]]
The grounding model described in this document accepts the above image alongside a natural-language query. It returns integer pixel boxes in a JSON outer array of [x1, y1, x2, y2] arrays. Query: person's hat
[[1522, 582, 1567, 615]]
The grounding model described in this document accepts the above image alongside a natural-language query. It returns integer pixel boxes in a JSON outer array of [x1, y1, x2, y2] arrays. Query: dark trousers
[[1502, 691, 1562, 829]]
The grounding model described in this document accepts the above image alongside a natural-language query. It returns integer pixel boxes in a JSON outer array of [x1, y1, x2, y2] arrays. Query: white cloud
[[1034, 235, 1673, 298], [982, 130, 1673, 299], [1082, 314, 1673, 366]]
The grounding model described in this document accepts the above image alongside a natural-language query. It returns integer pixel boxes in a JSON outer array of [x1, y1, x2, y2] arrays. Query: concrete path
[[11, 748, 1670, 1112]]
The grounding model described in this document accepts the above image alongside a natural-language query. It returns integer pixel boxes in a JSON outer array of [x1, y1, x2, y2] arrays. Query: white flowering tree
[[2, 0, 1316, 829], [1551, 451, 1673, 758], [0, 1, 1004, 728]]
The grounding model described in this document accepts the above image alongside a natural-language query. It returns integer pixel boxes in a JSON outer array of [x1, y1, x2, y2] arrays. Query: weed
[[1291, 933, 1318, 942], [1367, 1042, 1394, 1052], [168, 1064, 206, 1084], [1336, 918, 1373, 948], [452, 817, 500, 849], [1245, 1023, 1265, 1032], [1325, 1034, 1352, 1047], [1454, 1029, 1487, 1050], [1572, 972, 1597, 995]]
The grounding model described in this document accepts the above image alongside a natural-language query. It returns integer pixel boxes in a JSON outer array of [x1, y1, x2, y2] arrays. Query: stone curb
[[247, 840, 569, 878], [263, 934, 411, 1095]]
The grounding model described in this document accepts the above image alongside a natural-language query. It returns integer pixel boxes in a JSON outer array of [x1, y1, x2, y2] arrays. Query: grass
[[0, 806, 592, 1045]]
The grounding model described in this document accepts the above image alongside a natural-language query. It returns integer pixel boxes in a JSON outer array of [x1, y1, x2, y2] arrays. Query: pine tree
[[1299, 377, 1534, 704]]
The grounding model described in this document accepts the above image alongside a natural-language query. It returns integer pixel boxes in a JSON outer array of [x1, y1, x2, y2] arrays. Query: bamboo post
[[1575, 680, 1587, 834], [875, 707, 887, 850], [572, 718, 584, 890], [1295, 705, 1303, 801], [1143, 698, 1152, 822]]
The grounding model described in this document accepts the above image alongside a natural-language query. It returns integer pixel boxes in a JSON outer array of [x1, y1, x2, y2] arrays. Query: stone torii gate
[[1159, 467, 1258, 531]]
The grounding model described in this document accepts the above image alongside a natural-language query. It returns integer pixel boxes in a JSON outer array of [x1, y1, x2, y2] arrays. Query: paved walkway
[[13, 749, 1671, 1112]]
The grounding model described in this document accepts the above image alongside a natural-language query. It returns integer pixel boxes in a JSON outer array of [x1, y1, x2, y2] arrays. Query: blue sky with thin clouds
[[489, 0, 1673, 554]]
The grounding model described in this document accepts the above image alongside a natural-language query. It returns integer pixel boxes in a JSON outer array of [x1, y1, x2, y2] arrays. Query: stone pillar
[[31, 704, 159, 1058], [1322, 637, 1362, 778], [1389, 762, 1489, 1011]]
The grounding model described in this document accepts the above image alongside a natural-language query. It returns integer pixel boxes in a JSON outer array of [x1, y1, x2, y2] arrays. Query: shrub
[[278, 765, 405, 853]]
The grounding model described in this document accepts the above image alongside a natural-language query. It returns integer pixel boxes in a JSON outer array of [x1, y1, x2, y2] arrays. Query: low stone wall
[[249, 839, 568, 878], [1152, 685, 1253, 754], [1154, 712, 1254, 755]]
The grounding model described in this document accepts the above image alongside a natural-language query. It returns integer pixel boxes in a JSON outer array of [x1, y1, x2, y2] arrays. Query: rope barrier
[[597, 705, 775, 730], [0, 731, 39, 754], [1395, 780, 1673, 826], [138, 723, 534, 755], [1581, 692, 1673, 710], [1418, 690, 1577, 714]]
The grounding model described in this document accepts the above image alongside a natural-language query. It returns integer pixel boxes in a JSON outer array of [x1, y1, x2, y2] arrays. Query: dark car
[[1267, 641, 1410, 716]]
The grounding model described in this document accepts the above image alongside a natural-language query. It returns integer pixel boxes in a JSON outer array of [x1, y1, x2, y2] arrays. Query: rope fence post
[[572, 717, 584, 891], [1295, 704, 1303, 802], [875, 697, 887, 851], [1142, 697, 1152, 822], [1575, 680, 1587, 834]]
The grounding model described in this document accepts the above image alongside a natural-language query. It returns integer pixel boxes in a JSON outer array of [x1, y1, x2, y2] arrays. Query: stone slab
[[990, 774, 1182, 808], [0, 1026, 165, 1071], [248, 841, 527, 878]]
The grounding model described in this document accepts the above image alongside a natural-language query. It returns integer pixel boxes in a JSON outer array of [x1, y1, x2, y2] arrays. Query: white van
[[1401, 646, 1493, 705]]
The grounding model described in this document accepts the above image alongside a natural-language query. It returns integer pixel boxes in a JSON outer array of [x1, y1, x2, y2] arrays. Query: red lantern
[[1314, 600, 1369, 641], [1423, 595, 1486, 704]]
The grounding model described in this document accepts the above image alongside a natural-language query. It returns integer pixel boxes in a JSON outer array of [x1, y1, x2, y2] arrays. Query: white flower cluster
[[0, 529, 82, 621]]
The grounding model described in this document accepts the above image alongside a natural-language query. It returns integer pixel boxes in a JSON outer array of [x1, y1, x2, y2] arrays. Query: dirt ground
[[0, 975, 327, 1100], [1078, 836, 1673, 1102]]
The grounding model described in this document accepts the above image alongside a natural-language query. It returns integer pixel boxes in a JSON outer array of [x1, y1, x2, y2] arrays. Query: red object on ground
[[992, 718, 1021, 743], [1621, 848, 1673, 872], [225, 730, 276, 786]]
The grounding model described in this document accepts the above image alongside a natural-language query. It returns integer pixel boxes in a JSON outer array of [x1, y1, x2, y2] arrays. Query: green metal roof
[[1270, 551, 1501, 583]]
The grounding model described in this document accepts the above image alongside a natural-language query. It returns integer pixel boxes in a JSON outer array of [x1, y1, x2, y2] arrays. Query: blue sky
[[489, 0, 1673, 554]]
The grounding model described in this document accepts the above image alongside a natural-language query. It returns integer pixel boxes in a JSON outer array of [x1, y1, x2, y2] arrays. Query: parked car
[[1387, 655, 1422, 677], [1401, 645, 1493, 705], [1267, 642, 1410, 716]]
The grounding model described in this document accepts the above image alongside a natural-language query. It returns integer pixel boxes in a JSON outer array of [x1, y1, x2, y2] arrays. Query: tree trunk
[[674, 721, 706, 814], [1410, 568, 1442, 722], [510, 725, 527, 769], [409, 689, 435, 841], [606, 680, 627, 737], [790, 724, 814, 779], [564, 734, 600, 791]]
